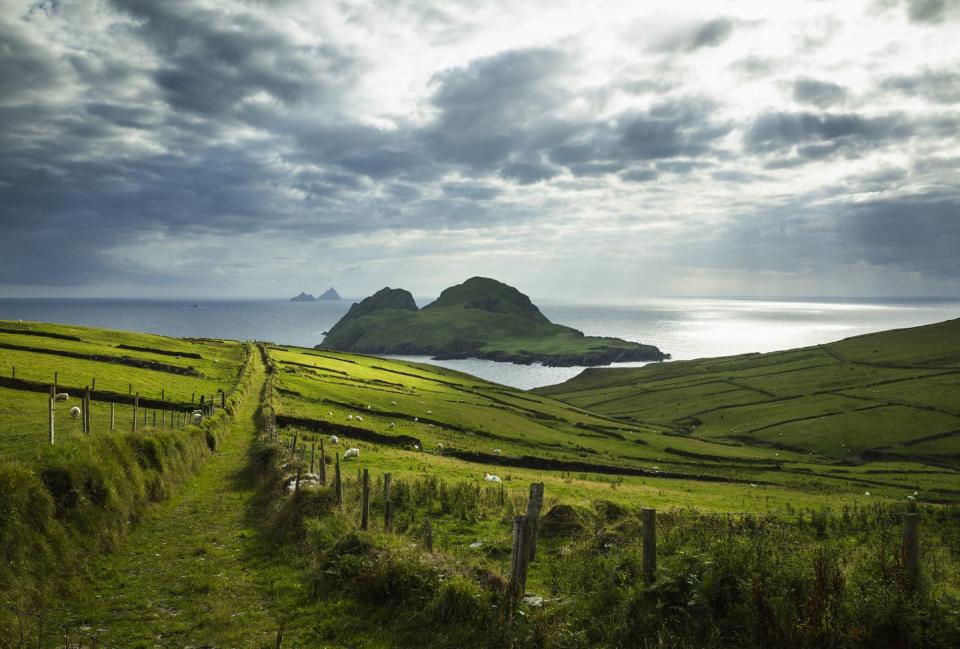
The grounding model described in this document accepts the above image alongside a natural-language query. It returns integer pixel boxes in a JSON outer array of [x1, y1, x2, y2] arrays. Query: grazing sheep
[[55, 393, 69, 402], [414, 417, 418, 422], [330, 435, 339, 444], [864, 491, 871, 496], [390, 400, 397, 406], [493, 448, 501, 455], [347, 414, 353, 421], [328, 411, 333, 416], [366, 405, 372, 410], [356, 415, 363, 422], [344, 448, 360, 459], [388, 422, 395, 428], [192, 412, 203, 424], [412, 444, 420, 450], [484, 473, 502, 483], [427, 409, 432, 414], [69, 406, 81, 418], [437, 443, 444, 449]]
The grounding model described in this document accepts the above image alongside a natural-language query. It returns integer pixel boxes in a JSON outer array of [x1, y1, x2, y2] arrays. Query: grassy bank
[[0, 327, 256, 637]]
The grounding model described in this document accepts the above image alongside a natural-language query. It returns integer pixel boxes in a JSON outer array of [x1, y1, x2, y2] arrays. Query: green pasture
[[0, 320, 245, 400]]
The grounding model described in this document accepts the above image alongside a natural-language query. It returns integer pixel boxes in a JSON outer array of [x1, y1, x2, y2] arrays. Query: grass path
[[55, 349, 328, 648]]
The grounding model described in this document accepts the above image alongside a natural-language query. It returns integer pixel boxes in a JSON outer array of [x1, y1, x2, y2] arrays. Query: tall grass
[[259, 449, 960, 649]]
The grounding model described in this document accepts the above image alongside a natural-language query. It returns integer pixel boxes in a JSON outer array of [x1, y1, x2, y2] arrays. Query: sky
[[1, 0, 958, 300]]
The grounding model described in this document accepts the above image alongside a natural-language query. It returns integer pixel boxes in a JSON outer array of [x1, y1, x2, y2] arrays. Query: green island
[[318, 276, 668, 366], [0, 318, 958, 647]]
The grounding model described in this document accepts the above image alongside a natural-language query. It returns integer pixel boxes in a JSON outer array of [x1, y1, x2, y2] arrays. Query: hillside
[[3, 320, 959, 647], [535, 318, 960, 467], [319, 277, 667, 366]]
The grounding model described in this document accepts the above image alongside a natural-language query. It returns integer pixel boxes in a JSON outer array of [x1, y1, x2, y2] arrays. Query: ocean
[[1, 297, 957, 390]]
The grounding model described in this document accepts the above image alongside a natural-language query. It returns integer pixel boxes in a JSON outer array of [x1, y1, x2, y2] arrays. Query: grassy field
[[536, 319, 960, 467], [266, 327, 960, 509], [0, 320, 245, 401], [0, 320, 248, 461]]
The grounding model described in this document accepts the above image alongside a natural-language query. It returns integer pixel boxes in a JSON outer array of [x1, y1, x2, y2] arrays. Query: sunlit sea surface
[[1, 297, 957, 390]]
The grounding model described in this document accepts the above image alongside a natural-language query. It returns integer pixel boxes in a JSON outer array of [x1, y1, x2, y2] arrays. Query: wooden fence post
[[110, 403, 115, 431], [128, 382, 132, 395], [903, 509, 920, 589], [83, 386, 91, 434], [294, 464, 302, 494], [509, 515, 534, 601], [48, 385, 55, 445], [221, 391, 226, 409], [319, 440, 327, 484], [132, 393, 139, 432], [423, 518, 433, 552], [642, 508, 657, 583], [361, 469, 370, 530], [526, 482, 545, 561], [386, 501, 394, 534], [291, 433, 298, 459], [383, 473, 392, 527], [334, 455, 343, 507], [152, 410, 157, 428], [310, 443, 316, 474]]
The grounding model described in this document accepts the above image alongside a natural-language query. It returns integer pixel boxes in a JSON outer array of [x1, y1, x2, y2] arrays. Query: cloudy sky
[[1, 0, 958, 299]]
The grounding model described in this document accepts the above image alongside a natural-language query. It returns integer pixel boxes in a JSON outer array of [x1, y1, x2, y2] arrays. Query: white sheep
[[55, 393, 69, 402], [412, 444, 420, 450], [192, 412, 203, 424], [330, 435, 339, 444], [388, 422, 395, 428], [366, 405, 372, 410], [70, 406, 81, 418], [427, 409, 432, 414], [414, 417, 418, 422], [347, 414, 353, 421], [356, 415, 363, 422], [437, 443, 444, 449], [484, 473, 502, 483], [328, 411, 333, 416], [493, 448, 501, 455], [391, 400, 398, 406], [344, 448, 360, 459]]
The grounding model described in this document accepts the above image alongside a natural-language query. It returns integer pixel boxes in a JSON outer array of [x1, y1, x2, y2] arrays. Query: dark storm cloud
[[0, 17, 64, 98], [906, 0, 948, 22], [689, 18, 735, 50], [650, 17, 736, 52], [710, 189, 960, 279], [499, 160, 560, 184], [793, 79, 847, 107], [880, 70, 960, 103], [841, 193, 960, 275], [109, 0, 355, 117], [745, 112, 913, 165], [442, 183, 502, 200], [422, 48, 568, 168]]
